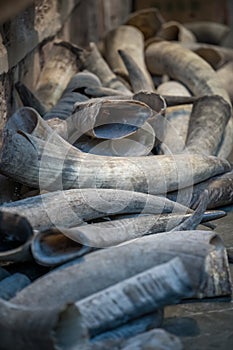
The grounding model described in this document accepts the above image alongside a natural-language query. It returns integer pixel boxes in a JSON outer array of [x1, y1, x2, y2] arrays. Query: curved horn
[[11, 231, 231, 308], [104, 25, 154, 91], [184, 21, 230, 45], [57, 41, 131, 94], [145, 41, 232, 155]]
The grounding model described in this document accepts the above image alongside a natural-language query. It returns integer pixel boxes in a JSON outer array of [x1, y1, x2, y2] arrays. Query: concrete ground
[[162, 149, 233, 349]]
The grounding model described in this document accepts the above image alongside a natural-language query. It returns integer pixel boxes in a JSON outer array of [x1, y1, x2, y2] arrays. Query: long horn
[[185, 95, 231, 155], [168, 168, 233, 210], [11, 231, 231, 308], [57, 41, 131, 94], [5, 98, 155, 147], [104, 25, 154, 91], [0, 126, 230, 194], [0, 299, 88, 350], [145, 41, 232, 155], [76, 257, 198, 337], [56, 209, 223, 251], [192, 169, 233, 209], [34, 44, 78, 109], [0, 188, 192, 230], [145, 41, 230, 102]]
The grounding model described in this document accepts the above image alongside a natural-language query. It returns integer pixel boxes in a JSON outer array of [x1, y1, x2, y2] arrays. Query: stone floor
[[162, 210, 233, 349]]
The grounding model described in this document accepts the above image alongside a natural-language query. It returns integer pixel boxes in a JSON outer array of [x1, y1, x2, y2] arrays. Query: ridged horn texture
[[76, 257, 197, 337], [31, 201, 225, 267], [11, 231, 232, 309], [145, 41, 232, 156], [56, 207, 221, 252], [0, 299, 88, 350], [0, 117, 230, 195], [57, 41, 131, 94], [34, 44, 78, 110], [0, 188, 192, 231], [0, 124, 230, 194], [193, 170, 233, 209], [4, 101, 156, 158], [185, 95, 231, 156], [104, 25, 154, 91], [145, 41, 231, 101]]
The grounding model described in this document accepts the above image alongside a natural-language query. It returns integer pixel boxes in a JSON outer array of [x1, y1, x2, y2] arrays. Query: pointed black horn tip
[[118, 49, 124, 55], [171, 190, 210, 232], [194, 189, 209, 215], [15, 81, 22, 89]]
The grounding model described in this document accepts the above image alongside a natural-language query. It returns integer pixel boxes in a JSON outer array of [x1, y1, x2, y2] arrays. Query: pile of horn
[[0, 6, 233, 350]]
